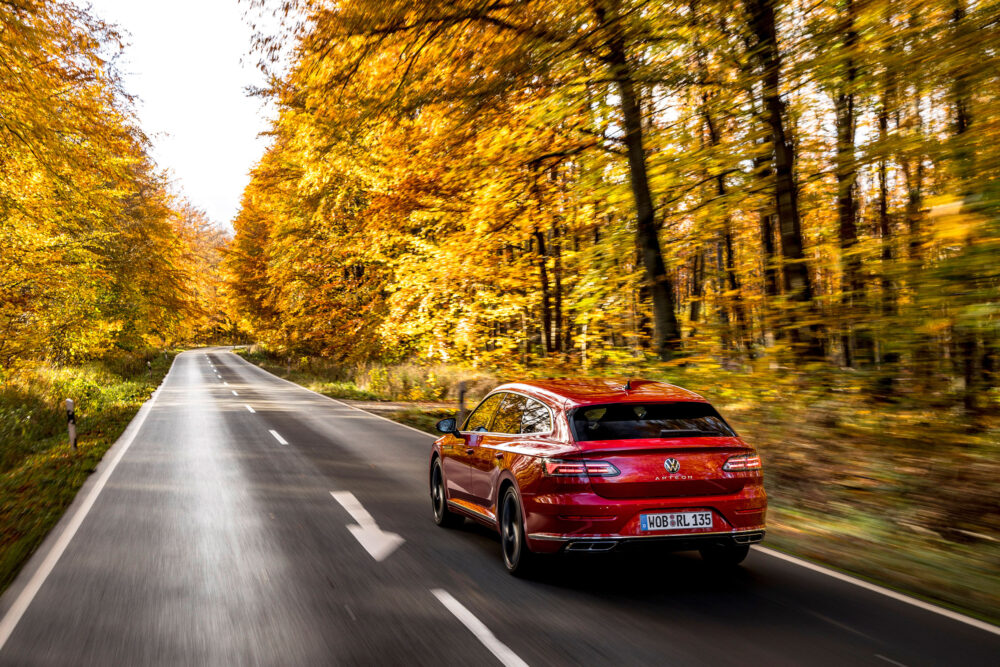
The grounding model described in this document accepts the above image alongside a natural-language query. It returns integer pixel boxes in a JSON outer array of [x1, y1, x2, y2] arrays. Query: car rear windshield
[[571, 402, 735, 442]]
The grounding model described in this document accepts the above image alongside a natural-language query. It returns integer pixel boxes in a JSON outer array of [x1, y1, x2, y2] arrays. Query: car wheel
[[499, 485, 535, 575], [699, 543, 750, 566], [431, 460, 463, 528]]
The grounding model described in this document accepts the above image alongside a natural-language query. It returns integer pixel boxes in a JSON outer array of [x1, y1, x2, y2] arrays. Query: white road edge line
[[329, 491, 404, 562], [431, 589, 528, 667], [0, 358, 171, 651], [753, 546, 1000, 636], [245, 404, 255, 413], [269, 429, 288, 445], [225, 350, 435, 440]]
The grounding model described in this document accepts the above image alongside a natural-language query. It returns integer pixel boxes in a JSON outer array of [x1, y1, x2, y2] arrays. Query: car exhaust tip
[[566, 541, 618, 552], [733, 531, 765, 545]]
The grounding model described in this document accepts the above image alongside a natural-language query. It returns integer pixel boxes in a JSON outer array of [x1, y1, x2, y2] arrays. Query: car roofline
[[489, 380, 708, 409]]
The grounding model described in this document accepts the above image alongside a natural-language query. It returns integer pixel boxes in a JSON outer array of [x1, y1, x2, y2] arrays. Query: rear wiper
[[659, 429, 724, 437]]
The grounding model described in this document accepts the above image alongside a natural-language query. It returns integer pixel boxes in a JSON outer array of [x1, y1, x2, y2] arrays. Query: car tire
[[431, 459, 463, 528], [699, 543, 750, 566], [499, 485, 536, 576]]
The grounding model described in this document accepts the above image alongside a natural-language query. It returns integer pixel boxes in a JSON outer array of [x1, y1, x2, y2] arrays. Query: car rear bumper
[[521, 487, 767, 554], [528, 528, 765, 553]]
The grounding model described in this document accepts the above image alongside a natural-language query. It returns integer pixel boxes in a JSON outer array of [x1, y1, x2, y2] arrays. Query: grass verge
[[0, 350, 174, 594]]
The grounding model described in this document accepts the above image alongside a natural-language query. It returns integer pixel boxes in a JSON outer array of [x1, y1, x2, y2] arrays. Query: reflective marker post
[[65, 399, 77, 450]]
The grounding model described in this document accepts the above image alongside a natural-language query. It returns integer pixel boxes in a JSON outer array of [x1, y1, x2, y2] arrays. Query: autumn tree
[[231, 0, 1000, 413], [1, 0, 226, 368]]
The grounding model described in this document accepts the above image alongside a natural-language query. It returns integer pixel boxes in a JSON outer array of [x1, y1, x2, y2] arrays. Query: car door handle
[[465, 448, 474, 455], [494, 452, 504, 460]]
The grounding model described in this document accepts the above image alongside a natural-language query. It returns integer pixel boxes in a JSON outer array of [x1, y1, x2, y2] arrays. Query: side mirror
[[435, 417, 463, 438]]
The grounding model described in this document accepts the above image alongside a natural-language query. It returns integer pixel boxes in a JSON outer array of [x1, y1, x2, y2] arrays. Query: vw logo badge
[[664, 458, 680, 473]]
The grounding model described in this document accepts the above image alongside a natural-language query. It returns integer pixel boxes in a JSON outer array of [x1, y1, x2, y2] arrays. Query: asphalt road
[[0, 349, 997, 666]]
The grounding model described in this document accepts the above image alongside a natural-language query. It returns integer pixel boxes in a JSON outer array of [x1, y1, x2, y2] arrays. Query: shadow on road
[[449, 517, 760, 598]]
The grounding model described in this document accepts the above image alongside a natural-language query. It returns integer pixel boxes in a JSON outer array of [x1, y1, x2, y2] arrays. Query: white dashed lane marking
[[431, 589, 528, 667]]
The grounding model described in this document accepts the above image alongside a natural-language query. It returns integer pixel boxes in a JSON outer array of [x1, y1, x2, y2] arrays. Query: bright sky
[[83, 0, 275, 229]]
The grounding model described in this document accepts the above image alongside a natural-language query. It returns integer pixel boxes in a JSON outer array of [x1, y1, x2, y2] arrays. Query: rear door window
[[571, 402, 735, 441], [520, 398, 552, 434], [464, 393, 504, 432], [491, 393, 526, 434]]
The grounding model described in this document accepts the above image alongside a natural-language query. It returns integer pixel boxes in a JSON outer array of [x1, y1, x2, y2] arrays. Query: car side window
[[491, 393, 527, 434], [464, 393, 504, 432], [520, 398, 552, 434]]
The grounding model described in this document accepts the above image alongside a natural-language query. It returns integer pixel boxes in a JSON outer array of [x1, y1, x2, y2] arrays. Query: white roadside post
[[65, 399, 77, 450]]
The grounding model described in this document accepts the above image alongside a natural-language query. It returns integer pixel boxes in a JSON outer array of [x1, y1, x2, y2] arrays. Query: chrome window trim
[[459, 390, 555, 437]]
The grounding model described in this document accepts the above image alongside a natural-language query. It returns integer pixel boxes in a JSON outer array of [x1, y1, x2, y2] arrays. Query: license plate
[[640, 511, 713, 531]]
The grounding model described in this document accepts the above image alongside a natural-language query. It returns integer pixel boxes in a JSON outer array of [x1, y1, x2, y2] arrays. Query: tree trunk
[[595, 0, 681, 359], [744, 0, 823, 359], [878, 92, 895, 319], [742, 63, 779, 344], [724, 227, 748, 352], [692, 7, 747, 354], [951, 0, 973, 189], [959, 330, 980, 415], [520, 311, 528, 364], [951, 1, 979, 414], [701, 102, 749, 353], [903, 9, 926, 265], [689, 250, 704, 326], [875, 72, 900, 398], [533, 229, 553, 354], [756, 149, 780, 301], [834, 0, 868, 367], [715, 241, 733, 351], [552, 223, 564, 354]]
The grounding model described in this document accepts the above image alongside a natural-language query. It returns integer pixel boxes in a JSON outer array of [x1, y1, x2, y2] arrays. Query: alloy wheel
[[431, 461, 463, 528], [432, 464, 446, 521], [501, 490, 521, 569]]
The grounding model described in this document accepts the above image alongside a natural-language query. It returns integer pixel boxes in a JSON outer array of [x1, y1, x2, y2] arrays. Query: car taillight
[[723, 454, 762, 471], [543, 459, 620, 477], [582, 461, 620, 476]]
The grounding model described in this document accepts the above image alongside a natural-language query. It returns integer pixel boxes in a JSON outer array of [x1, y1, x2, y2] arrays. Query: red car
[[430, 379, 766, 574]]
